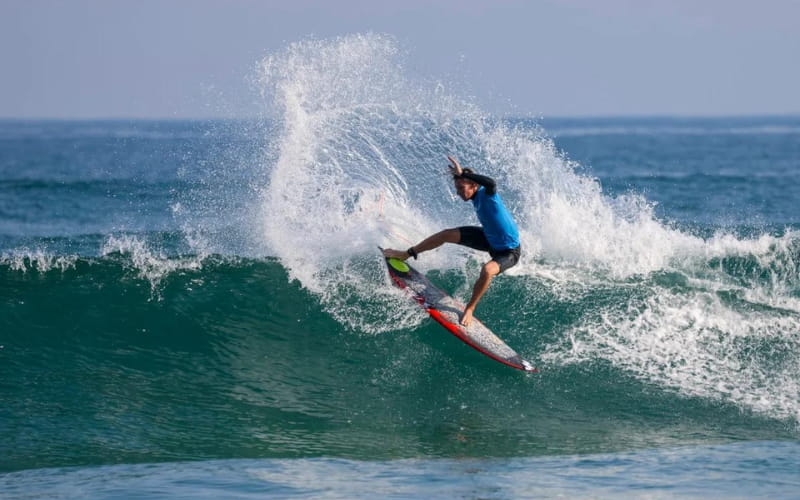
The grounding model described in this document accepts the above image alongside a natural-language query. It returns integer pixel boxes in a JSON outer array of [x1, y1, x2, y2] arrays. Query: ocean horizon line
[[1, 112, 800, 123]]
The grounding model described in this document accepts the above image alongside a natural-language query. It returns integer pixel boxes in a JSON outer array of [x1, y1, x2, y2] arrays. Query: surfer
[[383, 156, 521, 327]]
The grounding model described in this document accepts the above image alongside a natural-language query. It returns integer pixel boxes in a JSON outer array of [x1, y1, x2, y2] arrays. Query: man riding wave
[[383, 156, 521, 326]]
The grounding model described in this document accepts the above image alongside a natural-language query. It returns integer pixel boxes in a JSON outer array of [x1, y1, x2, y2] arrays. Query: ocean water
[[2, 34, 799, 498]]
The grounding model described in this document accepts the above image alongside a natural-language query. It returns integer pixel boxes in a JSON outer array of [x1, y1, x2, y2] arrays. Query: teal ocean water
[[2, 35, 799, 498]]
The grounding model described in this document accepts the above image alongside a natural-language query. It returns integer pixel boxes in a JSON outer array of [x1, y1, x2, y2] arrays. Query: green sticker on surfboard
[[387, 257, 410, 273]]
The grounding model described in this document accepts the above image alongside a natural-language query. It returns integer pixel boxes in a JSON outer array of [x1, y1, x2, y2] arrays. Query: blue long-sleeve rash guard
[[460, 171, 521, 251]]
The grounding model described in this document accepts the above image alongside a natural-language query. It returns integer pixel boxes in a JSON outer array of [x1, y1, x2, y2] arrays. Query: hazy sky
[[2, 0, 799, 119]]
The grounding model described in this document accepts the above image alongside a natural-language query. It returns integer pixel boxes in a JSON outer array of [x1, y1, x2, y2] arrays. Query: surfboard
[[382, 254, 537, 372]]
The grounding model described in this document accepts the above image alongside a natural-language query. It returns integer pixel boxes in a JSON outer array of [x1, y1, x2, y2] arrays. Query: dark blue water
[[543, 115, 800, 229]]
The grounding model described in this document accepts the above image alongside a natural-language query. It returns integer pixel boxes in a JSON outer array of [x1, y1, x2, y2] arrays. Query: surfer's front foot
[[460, 309, 474, 327], [383, 248, 409, 260]]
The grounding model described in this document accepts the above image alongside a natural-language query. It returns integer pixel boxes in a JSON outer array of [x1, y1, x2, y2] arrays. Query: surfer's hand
[[382, 248, 409, 260], [447, 155, 463, 177]]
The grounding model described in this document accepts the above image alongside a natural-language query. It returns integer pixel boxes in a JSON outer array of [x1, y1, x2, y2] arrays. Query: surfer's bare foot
[[460, 308, 474, 327], [382, 248, 409, 260]]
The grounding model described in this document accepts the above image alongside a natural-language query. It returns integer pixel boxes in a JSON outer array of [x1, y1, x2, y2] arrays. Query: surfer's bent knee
[[490, 246, 521, 274]]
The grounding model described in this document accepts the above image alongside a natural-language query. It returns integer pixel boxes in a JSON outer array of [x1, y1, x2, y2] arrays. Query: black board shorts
[[457, 226, 521, 273]]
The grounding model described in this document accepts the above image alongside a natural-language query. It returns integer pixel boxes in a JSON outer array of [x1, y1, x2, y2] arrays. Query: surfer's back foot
[[460, 309, 474, 327]]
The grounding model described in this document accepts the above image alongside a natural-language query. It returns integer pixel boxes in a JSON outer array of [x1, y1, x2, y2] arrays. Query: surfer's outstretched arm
[[448, 155, 497, 195]]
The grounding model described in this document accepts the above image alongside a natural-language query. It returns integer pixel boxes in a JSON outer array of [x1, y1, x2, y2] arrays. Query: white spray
[[253, 33, 800, 422]]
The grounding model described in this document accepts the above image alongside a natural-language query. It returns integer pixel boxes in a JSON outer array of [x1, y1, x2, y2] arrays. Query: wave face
[[2, 251, 797, 472], [1, 34, 799, 473]]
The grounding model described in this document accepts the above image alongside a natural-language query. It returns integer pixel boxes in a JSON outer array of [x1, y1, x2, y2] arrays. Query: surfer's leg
[[461, 244, 518, 326], [410, 228, 461, 254], [461, 260, 501, 326], [456, 226, 491, 251], [491, 246, 521, 273], [383, 228, 461, 261]]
